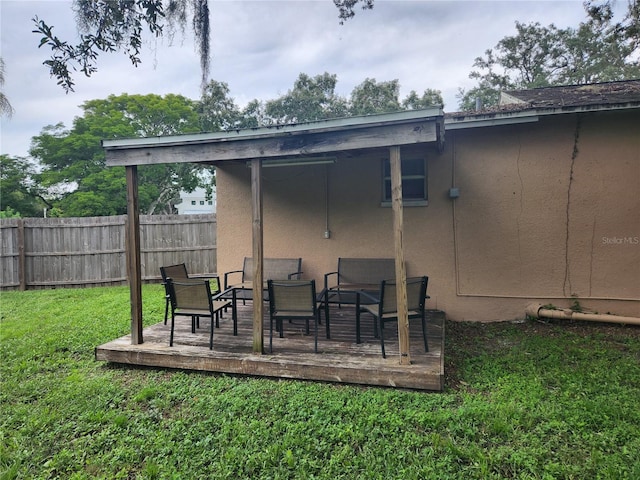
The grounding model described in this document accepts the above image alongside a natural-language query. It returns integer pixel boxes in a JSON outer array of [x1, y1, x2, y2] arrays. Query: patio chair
[[361, 276, 429, 358], [267, 279, 321, 354], [160, 263, 221, 324], [166, 277, 233, 350], [160, 264, 188, 324]]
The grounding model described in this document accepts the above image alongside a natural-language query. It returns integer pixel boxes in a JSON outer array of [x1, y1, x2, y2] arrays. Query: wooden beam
[[125, 166, 143, 345], [390, 146, 410, 365], [251, 159, 264, 353], [105, 122, 438, 166]]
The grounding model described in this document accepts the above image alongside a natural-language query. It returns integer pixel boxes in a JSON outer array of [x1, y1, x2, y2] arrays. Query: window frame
[[381, 156, 428, 207]]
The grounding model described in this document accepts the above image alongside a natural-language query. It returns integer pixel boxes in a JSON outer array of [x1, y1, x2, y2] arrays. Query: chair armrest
[[324, 271, 339, 291], [212, 286, 235, 301], [224, 270, 244, 288], [287, 270, 303, 279], [189, 273, 219, 280]]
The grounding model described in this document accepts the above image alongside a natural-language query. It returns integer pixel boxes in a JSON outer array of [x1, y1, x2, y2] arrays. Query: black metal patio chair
[[361, 276, 429, 358], [267, 279, 321, 353], [166, 277, 234, 350], [160, 263, 221, 324]]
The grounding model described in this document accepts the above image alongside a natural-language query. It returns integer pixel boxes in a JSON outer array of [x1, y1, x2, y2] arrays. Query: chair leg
[[209, 318, 214, 350], [421, 313, 429, 352], [169, 314, 175, 347], [232, 302, 238, 336], [324, 302, 331, 339], [378, 318, 386, 358], [314, 313, 319, 353], [269, 316, 274, 353], [164, 297, 170, 325]]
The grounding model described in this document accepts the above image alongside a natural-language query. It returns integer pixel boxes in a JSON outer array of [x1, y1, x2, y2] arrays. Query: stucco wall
[[217, 109, 639, 321]]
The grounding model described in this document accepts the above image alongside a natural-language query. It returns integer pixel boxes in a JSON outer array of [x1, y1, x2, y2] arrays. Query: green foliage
[[334, 0, 375, 24], [262, 73, 441, 125], [349, 78, 401, 116], [34, 0, 166, 92], [33, 1, 375, 92], [402, 88, 444, 110], [2, 286, 639, 478], [0, 206, 22, 218], [458, 1, 640, 110], [0, 57, 14, 118], [197, 79, 242, 131], [0, 154, 44, 217], [265, 73, 349, 124], [29, 93, 210, 216]]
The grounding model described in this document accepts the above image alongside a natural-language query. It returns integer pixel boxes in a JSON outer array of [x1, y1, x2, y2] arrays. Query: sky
[[1, 0, 593, 158]]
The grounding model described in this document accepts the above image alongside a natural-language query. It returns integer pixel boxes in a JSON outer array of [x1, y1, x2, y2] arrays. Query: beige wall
[[217, 109, 640, 321]]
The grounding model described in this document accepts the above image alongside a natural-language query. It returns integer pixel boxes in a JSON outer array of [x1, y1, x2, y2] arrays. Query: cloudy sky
[[1, 0, 592, 158]]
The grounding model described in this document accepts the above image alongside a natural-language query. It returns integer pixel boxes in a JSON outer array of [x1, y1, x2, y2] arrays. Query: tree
[[33, 0, 375, 92], [238, 99, 268, 129], [246, 72, 443, 127], [30, 93, 210, 216], [349, 78, 401, 115], [0, 58, 14, 118], [264, 73, 348, 124], [0, 155, 44, 217], [458, 0, 640, 110], [197, 79, 242, 132], [402, 88, 444, 110]]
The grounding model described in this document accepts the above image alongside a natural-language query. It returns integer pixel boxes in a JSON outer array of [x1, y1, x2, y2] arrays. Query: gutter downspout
[[526, 304, 640, 326]]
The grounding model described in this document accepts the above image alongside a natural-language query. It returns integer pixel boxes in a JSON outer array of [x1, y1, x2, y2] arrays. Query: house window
[[191, 201, 196, 205], [382, 157, 428, 205], [200, 201, 205, 205], [208, 200, 213, 205]]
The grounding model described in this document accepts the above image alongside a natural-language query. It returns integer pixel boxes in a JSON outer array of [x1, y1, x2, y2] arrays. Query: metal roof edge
[[444, 102, 640, 129], [102, 107, 443, 150]]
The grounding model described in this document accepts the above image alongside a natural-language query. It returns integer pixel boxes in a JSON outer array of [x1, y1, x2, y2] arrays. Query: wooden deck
[[96, 304, 445, 391]]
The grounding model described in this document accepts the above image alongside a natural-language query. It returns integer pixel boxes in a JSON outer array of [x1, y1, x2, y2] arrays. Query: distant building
[[175, 187, 216, 215]]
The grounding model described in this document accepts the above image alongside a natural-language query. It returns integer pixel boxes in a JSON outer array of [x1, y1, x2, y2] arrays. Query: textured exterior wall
[[217, 109, 639, 320]]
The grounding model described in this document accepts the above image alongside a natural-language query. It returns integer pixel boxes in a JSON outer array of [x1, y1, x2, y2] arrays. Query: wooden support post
[[125, 165, 143, 345], [17, 219, 26, 291], [251, 159, 264, 353], [390, 146, 410, 365]]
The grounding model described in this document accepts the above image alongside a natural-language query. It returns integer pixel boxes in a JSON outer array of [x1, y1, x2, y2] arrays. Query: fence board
[[0, 214, 216, 290]]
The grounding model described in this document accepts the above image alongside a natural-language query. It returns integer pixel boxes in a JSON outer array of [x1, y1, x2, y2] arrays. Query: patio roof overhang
[[104, 108, 444, 167], [104, 108, 445, 364]]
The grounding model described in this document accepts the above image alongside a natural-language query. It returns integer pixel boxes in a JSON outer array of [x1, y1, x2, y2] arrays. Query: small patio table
[[320, 284, 381, 343]]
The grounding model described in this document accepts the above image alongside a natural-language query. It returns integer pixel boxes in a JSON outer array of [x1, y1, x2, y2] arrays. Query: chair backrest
[[268, 280, 317, 315], [160, 263, 189, 282], [167, 278, 213, 312], [379, 276, 428, 315], [337, 258, 395, 285], [242, 257, 302, 281]]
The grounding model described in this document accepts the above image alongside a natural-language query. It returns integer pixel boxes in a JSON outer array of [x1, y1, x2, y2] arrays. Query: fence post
[[17, 219, 26, 291]]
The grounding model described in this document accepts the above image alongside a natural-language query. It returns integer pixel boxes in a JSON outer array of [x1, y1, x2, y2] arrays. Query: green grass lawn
[[1, 285, 639, 479]]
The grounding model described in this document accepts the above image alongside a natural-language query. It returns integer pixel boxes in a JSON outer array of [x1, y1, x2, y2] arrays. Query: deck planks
[[96, 304, 445, 391]]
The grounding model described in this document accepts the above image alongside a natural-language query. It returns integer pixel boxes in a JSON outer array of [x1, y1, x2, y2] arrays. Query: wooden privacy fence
[[0, 214, 216, 290]]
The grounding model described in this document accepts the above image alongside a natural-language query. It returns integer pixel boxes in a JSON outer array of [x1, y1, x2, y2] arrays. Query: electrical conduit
[[525, 304, 640, 326]]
